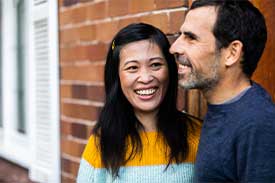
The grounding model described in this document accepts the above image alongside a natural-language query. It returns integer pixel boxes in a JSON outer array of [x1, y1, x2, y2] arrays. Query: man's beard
[[178, 56, 220, 91]]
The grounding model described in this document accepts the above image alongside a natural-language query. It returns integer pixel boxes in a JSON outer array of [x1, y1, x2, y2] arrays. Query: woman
[[77, 23, 201, 183]]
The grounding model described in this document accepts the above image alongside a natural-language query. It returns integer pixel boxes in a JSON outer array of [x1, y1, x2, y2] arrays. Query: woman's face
[[119, 40, 169, 115]]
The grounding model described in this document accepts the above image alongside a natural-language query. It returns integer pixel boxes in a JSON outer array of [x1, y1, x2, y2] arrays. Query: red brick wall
[[59, 0, 274, 182], [251, 0, 275, 101], [58, 0, 203, 182], [58, 0, 275, 182]]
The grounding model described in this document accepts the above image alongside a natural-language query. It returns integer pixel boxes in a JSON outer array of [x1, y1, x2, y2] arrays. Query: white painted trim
[[0, 132, 30, 168], [48, 0, 60, 182], [0, 0, 30, 168], [28, 0, 60, 182]]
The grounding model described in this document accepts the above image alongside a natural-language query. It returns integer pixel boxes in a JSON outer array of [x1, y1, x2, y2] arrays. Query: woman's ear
[[224, 40, 243, 67]]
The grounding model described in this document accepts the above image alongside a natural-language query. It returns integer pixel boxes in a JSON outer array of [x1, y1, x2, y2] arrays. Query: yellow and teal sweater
[[77, 125, 200, 183]]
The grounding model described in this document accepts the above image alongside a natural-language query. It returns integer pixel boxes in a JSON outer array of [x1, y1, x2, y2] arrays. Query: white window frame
[[0, 0, 60, 182], [0, 0, 30, 168]]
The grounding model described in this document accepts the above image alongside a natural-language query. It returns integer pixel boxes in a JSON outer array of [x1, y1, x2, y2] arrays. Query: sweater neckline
[[207, 81, 260, 111]]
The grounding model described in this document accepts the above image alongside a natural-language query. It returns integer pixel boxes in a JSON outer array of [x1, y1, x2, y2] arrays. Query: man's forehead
[[180, 6, 217, 33]]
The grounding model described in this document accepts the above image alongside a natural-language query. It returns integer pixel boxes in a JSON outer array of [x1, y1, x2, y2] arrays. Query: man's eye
[[183, 32, 197, 41], [186, 34, 195, 40]]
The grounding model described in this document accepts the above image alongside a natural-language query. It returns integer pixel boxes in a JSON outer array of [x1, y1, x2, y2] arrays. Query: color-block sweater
[[77, 124, 201, 183]]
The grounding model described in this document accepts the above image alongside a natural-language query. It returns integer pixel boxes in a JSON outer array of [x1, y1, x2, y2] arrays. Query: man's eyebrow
[[183, 31, 199, 40]]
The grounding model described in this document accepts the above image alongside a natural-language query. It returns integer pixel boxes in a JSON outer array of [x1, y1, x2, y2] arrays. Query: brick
[[140, 13, 169, 33], [84, 43, 108, 61], [61, 120, 72, 136], [86, 85, 105, 102], [169, 10, 187, 34], [108, 0, 129, 17], [70, 160, 80, 177], [59, 0, 64, 8], [72, 84, 105, 102], [71, 123, 88, 139], [61, 43, 107, 63], [72, 85, 87, 99], [71, 6, 88, 23], [61, 64, 105, 82], [77, 24, 96, 42], [59, 9, 73, 26], [61, 158, 71, 173], [155, 0, 187, 9], [60, 84, 72, 98], [87, 1, 107, 20], [76, 43, 107, 61], [0, 159, 31, 182], [60, 47, 76, 63], [79, 0, 94, 3], [61, 138, 86, 157], [61, 102, 101, 120], [63, 0, 79, 7], [60, 28, 77, 44], [61, 175, 75, 183], [118, 17, 139, 30], [129, 0, 155, 14], [96, 21, 119, 42]]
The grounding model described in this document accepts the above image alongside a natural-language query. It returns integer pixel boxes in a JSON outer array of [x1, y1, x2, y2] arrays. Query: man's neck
[[203, 77, 251, 105]]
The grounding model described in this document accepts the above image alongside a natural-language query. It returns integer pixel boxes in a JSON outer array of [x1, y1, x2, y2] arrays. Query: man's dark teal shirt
[[195, 82, 275, 183]]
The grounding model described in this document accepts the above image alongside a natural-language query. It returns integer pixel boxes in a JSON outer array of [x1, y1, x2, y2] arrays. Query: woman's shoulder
[[82, 135, 103, 168]]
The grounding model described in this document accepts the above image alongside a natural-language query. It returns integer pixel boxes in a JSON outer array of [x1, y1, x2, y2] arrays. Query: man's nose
[[169, 36, 183, 55]]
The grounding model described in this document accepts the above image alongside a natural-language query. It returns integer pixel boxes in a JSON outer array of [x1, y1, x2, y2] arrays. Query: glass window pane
[[17, 0, 25, 133], [0, 1, 2, 128]]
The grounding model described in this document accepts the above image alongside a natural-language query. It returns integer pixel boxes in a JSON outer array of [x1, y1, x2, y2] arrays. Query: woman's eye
[[126, 66, 138, 71], [151, 62, 162, 69]]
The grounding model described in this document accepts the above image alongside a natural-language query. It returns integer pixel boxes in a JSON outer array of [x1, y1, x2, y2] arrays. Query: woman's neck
[[134, 110, 158, 132]]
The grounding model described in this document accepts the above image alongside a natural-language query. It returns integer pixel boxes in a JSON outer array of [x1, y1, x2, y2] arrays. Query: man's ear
[[224, 40, 243, 67]]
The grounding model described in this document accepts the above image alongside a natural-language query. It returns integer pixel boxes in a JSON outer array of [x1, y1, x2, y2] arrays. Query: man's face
[[170, 6, 222, 90]]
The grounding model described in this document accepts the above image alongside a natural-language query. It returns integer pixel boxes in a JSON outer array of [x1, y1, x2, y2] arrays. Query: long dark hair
[[93, 23, 192, 177]]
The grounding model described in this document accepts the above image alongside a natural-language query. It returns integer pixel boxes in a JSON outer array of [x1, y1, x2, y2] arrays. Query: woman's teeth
[[135, 88, 156, 95]]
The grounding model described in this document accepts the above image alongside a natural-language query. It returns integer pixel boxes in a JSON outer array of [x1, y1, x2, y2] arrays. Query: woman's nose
[[137, 69, 154, 83]]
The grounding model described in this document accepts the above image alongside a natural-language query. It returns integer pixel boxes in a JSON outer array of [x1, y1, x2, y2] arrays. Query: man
[[170, 0, 275, 182]]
